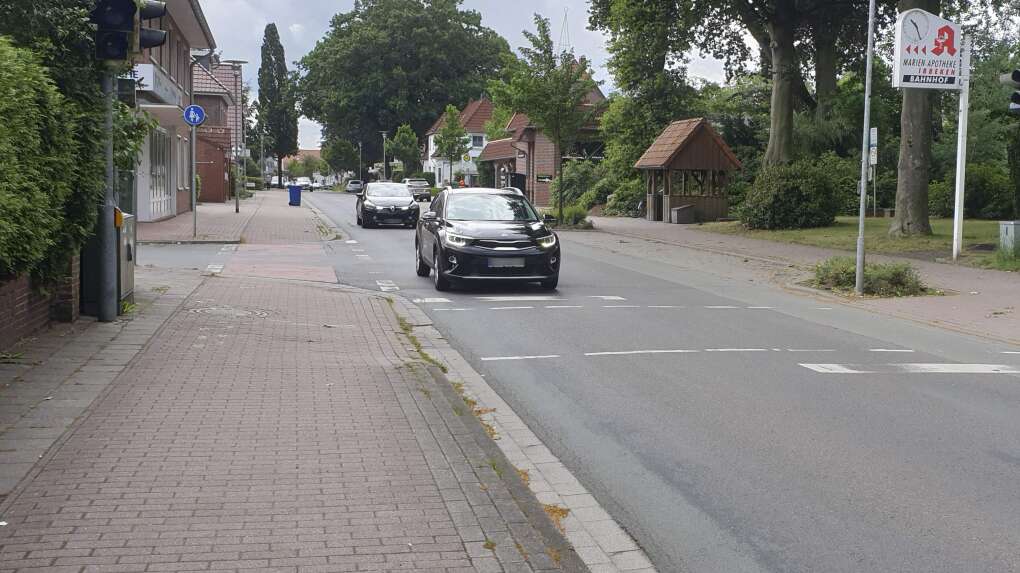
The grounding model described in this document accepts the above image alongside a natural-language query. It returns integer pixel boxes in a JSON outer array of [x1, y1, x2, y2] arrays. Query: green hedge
[[740, 160, 840, 229], [814, 256, 925, 297], [0, 37, 75, 277]]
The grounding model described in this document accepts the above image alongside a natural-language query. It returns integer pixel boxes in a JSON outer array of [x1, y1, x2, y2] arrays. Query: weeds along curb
[[422, 363, 590, 573]]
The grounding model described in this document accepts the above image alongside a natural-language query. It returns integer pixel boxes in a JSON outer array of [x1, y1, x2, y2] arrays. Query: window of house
[[472, 135, 484, 148]]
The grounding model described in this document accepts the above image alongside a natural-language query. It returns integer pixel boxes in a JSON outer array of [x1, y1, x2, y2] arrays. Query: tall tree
[[258, 23, 298, 188], [322, 139, 360, 178], [499, 15, 598, 220], [385, 125, 421, 174], [890, 0, 939, 236], [299, 0, 510, 163], [433, 105, 469, 184]]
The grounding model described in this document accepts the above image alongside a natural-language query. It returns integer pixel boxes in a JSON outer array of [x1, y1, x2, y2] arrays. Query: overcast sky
[[200, 0, 726, 149]]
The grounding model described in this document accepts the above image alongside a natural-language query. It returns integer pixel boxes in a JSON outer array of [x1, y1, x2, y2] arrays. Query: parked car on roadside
[[356, 182, 419, 228], [415, 187, 559, 291], [345, 179, 364, 193], [402, 178, 432, 202], [294, 177, 312, 191]]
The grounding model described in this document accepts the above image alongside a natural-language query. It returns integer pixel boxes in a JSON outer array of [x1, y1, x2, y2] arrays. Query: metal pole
[[98, 72, 118, 322], [191, 124, 197, 238], [358, 141, 362, 181], [952, 37, 972, 261], [854, 0, 878, 295], [380, 131, 387, 180], [234, 65, 241, 213], [872, 168, 877, 218]]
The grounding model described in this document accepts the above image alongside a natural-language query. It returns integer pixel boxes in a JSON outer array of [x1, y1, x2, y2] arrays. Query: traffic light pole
[[854, 0, 877, 295], [98, 71, 118, 322], [952, 37, 972, 261]]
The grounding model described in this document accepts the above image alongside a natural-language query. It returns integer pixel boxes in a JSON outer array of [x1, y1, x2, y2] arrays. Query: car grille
[[473, 239, 533, 250]]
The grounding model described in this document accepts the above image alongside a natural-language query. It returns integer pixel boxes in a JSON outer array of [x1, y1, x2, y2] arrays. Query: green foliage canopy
[[299, 0, 510, 163], [385, 125, 421, 173]]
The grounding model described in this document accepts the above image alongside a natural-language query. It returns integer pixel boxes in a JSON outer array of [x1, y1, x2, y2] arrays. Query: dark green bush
[[551, 160, 599, 208], [963, 162, 1014, 219], [603, 177, 644, 216], [0, 38, 74, 277], [928, 180, 953, 218], [740, 160, 840, 229], [813, 152, 862, 214], [560, 204, 591, 227], [814, 256, 925, 297]]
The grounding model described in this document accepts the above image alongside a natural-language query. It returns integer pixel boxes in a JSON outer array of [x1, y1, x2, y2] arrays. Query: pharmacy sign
[[893, 9, 963, 90]]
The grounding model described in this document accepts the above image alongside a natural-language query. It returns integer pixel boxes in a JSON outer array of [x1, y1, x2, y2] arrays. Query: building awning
[[477, 138, 515, 162], [140, 104, 188, 129]]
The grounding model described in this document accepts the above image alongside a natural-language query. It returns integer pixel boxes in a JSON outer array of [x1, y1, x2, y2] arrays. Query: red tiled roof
[[193, 65, 232, 100], [477, 138, 515, 162], [282, 149, 322, 168], [634, 118, 742, 170], [426, 99, 494, 135]]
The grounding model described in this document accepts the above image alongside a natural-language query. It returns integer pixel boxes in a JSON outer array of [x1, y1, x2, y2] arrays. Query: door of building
[[149, 128, 174, 220]]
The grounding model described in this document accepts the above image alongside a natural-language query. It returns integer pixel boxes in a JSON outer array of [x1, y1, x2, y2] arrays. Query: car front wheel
[[415, 241, 430, 277], [540, 274, 559, 290], [432, 249, 450, 291]]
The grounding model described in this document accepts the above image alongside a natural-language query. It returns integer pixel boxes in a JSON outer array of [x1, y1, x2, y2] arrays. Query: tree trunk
[[277, 157, 283, 188], [813, 24, 838, 121], [763, 18, 797, 166], [890, 0, 938, 236]]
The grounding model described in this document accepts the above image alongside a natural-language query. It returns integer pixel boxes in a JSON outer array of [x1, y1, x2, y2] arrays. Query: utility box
[[1001, 220, 1019, 256]]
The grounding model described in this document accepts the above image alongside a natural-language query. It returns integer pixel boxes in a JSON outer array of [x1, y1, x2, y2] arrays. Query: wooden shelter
[[634, 118, 741, 223]]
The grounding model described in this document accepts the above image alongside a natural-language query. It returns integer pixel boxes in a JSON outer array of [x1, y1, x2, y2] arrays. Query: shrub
[[814, 256, 925, 297], [740, 161, 840, 229], [555, 204, 590, 227], [964, 162, 1014, 219], [390, 169, 404, 182], [576, 189, 599, 211], [813, 152, 861, 215], [927, 180, 953, 218], [603, 176, 645, 216], [246, 176, 264, 191], [551, 160, 599, 208], [0, 38, 74, 277]]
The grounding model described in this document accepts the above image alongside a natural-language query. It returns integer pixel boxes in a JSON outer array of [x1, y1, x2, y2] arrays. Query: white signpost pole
[[854, 0, 879, 295], [952, 36, 972, 260]]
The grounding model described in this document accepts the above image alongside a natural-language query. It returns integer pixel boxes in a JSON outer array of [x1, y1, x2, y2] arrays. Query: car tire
[[415, 241, 430, 277], [433, 249, 450, 291], [356, 210, 363, 227], [540, 275, 559, 290]]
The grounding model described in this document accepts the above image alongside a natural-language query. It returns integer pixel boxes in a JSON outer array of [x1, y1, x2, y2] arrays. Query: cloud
[[288, 23, 305, 37]]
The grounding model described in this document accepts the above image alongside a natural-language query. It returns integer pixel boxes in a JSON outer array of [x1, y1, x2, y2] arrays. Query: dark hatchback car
[[356, 182, 420, 228], [414, 188, 560, 291]]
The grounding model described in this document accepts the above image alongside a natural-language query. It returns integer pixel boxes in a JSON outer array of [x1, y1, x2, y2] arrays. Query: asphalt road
[[308, 191, 1020, 572]]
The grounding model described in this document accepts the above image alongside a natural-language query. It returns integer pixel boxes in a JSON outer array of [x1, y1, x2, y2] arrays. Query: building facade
[[193, 63, 233, 203], [478, 86, 605, 207], [423, 99, 493, 186], [131, 0, 216, 222]]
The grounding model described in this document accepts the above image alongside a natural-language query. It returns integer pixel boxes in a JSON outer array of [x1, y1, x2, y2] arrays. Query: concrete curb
[[138, 239, 241, 245], [387, 294, 658, 573]]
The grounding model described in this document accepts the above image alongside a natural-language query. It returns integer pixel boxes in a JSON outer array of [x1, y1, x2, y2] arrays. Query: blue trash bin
[[287, 185, 301, 206]]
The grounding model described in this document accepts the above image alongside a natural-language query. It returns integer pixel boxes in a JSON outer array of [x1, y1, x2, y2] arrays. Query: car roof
[[443, 187, 522, 195]]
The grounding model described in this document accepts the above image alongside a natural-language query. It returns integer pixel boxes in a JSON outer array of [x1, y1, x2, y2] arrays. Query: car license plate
[[384, 218, 403, 225], [488, 257, 525, 268]]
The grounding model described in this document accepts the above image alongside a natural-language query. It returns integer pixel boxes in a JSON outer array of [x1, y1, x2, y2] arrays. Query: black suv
[[356, 182, 420, 228], [414, 188, 560, 291]]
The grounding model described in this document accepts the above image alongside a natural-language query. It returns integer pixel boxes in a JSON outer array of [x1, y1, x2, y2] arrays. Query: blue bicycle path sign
[[183, 105, 206, 127]]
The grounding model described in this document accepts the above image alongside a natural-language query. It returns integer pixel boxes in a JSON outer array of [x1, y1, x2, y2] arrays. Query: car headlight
[[536, 234, 557, 249], [363, 200, 376, 209], [443, 233, 470, 248], [409, 202, 420, 209]]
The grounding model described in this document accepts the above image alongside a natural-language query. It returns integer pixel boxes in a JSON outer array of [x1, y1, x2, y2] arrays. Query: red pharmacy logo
[[932, 25, 956, 56]]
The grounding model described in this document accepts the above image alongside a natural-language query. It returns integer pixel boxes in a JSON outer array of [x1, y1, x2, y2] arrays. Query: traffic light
[[1001, 70, 1020, 115], [135, 1, 168, 52], [90, 0, 136, 60], [90, 0, 167, 62]]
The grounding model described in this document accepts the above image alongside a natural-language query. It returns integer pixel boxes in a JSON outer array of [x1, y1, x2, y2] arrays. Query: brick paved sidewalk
[[241, 190, 326, 245], [590, 216, 1019, 346], [138, 197, 262, 244], [0, 275, 584, 572]]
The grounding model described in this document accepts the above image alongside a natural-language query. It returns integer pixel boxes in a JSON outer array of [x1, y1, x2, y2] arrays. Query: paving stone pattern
[[0, 276, 574, 572], [0, 269, 203, 501], [240, 191, 325, 245], [138, 197, 261, 244]]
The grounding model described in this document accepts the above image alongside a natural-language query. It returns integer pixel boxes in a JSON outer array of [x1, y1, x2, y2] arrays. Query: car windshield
[[349, 180, 362, 185], [407, 180, 427, 184], [367, 184, 410, 197], [445, 193, 538, 222]]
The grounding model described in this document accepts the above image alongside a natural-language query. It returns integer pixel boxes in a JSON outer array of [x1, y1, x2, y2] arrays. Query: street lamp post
[[223, 58, 247, 213], [358, 141, 362, 181], [853, 0, 877, 295], [380, 131, 388, 180]]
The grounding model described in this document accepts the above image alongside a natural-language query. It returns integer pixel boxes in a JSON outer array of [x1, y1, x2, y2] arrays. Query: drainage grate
[[187, 306, 269, 318]]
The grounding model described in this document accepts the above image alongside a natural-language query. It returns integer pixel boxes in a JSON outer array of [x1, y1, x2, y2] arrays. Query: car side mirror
[[421, 211, 437, 221], [543, 214, 557, 224]]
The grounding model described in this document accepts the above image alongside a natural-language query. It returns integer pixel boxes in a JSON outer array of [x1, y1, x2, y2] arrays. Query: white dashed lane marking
[[413, 298, 451, 303], [490, 306, 534, 310], [589, 295, 627, 301], [602, 305, 640, 308], [345, 240, 359, 244], [481, 355, 561, 361], [800, 363, 1020, 374], [869, 349, 915, 353], [376, 280, 399, 292], [585, 349, 699, 356], [545, 305, 583, 309], [476, 295, 562, 302]]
